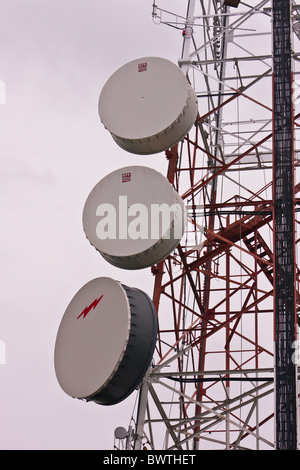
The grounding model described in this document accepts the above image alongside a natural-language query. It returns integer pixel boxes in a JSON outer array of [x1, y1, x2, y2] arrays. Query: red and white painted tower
[[132, 0, 300, 450], [55, 0, 300, 451]]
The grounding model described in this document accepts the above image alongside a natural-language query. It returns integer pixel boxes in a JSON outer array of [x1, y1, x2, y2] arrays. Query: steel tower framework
[[130, 0, 300, 450]]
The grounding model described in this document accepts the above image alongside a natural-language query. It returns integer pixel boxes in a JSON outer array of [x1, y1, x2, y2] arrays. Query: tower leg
[[272, 0, 298, 450]]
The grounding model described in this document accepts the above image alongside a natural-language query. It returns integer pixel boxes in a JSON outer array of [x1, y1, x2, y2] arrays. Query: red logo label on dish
[[138, 62, 147, 72], [77, 295, 103, 320], [122, 172, 131, 183]]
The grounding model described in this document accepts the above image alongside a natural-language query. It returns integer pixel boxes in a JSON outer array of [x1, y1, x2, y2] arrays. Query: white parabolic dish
[[54, 277, 157, 406], [98, 57, 198, 155], [82, 166, 186, 270]]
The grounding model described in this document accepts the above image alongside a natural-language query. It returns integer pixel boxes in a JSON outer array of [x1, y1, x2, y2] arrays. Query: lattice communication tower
[[129, 0, 300, 451], [54, 0, 300, 451]]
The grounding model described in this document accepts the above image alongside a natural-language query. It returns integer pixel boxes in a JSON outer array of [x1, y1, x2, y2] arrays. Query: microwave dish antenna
[[98, 56, 198, 155], [54, 277, 157, 406], [82, 165, 185, 269]]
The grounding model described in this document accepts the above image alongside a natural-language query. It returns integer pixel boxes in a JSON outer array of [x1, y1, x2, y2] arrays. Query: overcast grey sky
[[0, 0, 186, 450]]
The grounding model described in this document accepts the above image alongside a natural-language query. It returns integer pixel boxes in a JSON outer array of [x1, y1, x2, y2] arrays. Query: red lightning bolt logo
[[77, 295, 103, 320]]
